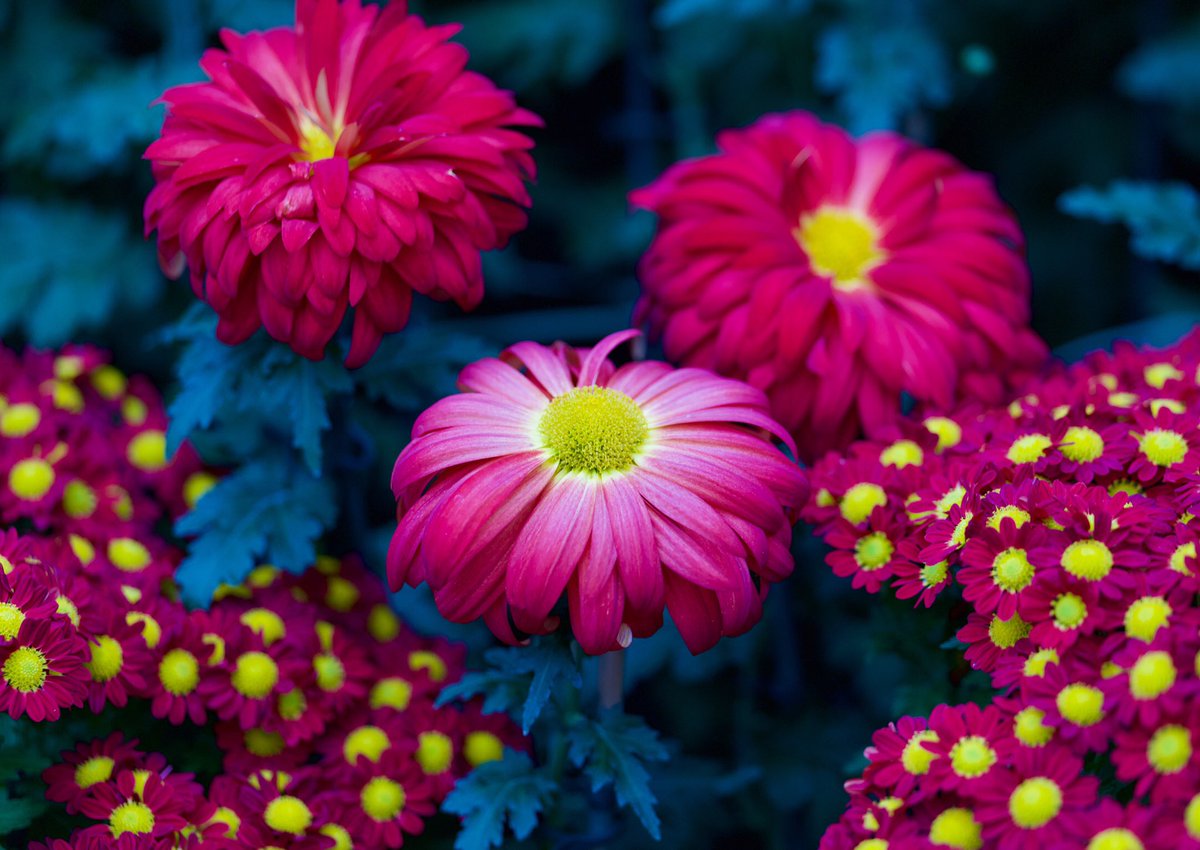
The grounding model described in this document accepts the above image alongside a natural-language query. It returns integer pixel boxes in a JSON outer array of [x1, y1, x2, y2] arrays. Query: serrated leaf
[[441, 751, 557, 850], [566, 711, 669, 839], [0, 788, 45, 834], [0, 200, 161, 346], [355, 324, 494, 412], [1059, 181, 1200, 270], [174, 454, 337, 603], [1118, 23, 1200, 106]]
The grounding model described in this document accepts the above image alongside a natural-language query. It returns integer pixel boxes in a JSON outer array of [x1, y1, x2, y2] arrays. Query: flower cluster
[[809, 332, 1200, 848], [632, 111, 1047, 461], [144, 0, 540, 367]]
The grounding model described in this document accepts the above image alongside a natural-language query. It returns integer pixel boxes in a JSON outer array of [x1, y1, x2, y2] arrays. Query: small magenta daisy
[[0, 617, 87, 721]]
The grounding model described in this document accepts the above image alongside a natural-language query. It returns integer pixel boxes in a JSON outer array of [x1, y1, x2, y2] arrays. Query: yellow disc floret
[[840, 482, 887, 524], [1169, 542, 1195, 575], [344, 726, 391, 765], [949, 736, 997, 778], [988, 614, 1031, 648], [368, 604, 400, 642], [465, 731, 505, 766], [0, 403, 41, 437], [928, 807, 982, 850], [0, 602, 25, 641], [75, 756, 115, 789], [63, 480, 97, 518], [900, 730, 938, 775], [314, 652, 346, 692], [107, 538, 151, 572], [880, 439, 924, 468], [417, 731, 454, 775], [1023, 649, 1059, 678], [1052, 593, 1088, 630], [240, 608, 286, 646], [1013, 707, 1054, 747], [109, 800, 155, 836], [796, 207, 883, 287], [992, 548, 1035, 592], [86, 635, 124, 683], [1056, 683, 1104, 726], [987, 506, 1031, 530], [923, 416, 962, 452], [232, 652, 278, 699], [325, 576, 360, 612], [538, 387, 648, 475], [183, 471, 217, 509], [321, 823, 354, 850], [1125, 596, 1172, 641], [159, 648, 200, 696], [1138, 429, 1188, 467], [1061, 426, 1104, 462], [1086, 828, 1144, 850], [1007, 434, 1052, 464], [409, 650, 448, 682], [1147, 724, 1192, 774], [1128, 651, 1176, 700], [1061, 540, 1113, 581], [854, 532, 894, 570], [1008, 777, 1062, 829], [127, 430, 168, 472], [362, 776, 406, 822], [244, 728, 285, 757], [370, 676, 413, 711], [1186, 794, 1200, 840], [9, 458, 54, 501], [264, 795, 313, 835]]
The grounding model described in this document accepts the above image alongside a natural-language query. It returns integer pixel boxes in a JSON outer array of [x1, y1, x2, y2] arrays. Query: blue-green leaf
[[1059, 181, 1200, 270], [566, 711, 669, 839], [441, 750, 557, 850], [355, 324, 495, 412], [1118, 24, 1200, 106]]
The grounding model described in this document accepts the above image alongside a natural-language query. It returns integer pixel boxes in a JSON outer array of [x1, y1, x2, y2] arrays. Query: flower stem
[[598, 650, 624, 711]]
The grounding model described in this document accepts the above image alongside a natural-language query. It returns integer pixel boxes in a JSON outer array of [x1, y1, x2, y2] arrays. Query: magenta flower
[[631, 110, 1047, 460], [388, 330, 806, 654], [144, 0, 540, 367]]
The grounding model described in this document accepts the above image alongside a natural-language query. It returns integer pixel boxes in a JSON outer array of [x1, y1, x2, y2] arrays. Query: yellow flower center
[[1147, 724, 1192, 774], [417, 731, 454, 775], [56, 595, 80, 627], [854, 532, 894, 570], [208, 806, 241, 838], [1008, 777, 1062, 829], [63, 480, 97, 518], [840, 482, 887, 524], [325, 576, 360, 613], [409, 650, 448, 682], [0, 602, 25, 640], [1056, 683, 1104, 726], [928, 807, 982, 849], [321, 823, 354, 850], [1087, 828, 1144, 850], [1052, 593, 1088, 630], [1061, 426, 1104, 462], [108, 538, 151, 572], [9, 458, 54, 501], [90, 364, 126, 398], [159, 648, 200, 695], [949, 736, 997, 778], [183, 471, 218, 508], [1023, 649, 1059, 678], [232, 652, 279, 699], [1125, 596, 1172, 641], [344, 726, 391, 765], [110, 800, 156, 836], [240, 608, 287, 646], [465, 731, 505, 767], [126, 612, 162, 648], [880, 440, 924, 468], [1128, 651, 1176, 700], [370, 676, 413, 711], [361, 776, 406, 822], [795, 207, 883, 287], [127, 430, 167, 471], [1013, 707, 1054, 747], [923, 416, 962, 451], [1186, 794, 1200, 839], [987, 506, 1031, 530], [121, 395, 148, 425], [86, 635, 124, 683], [1145, 362, 1183, 388], [538, 387, 648, 475], [1139, 429, 1188, 467], [264, 795, 313, 835], [900, 730, 938, 775], [988, 613, 1031, 648], [368, 604, 400, 643], [0, 403, 41, 437], [244, 728, 285, 756], [314, 652, 346, 692], [1007, 434, 1052, 464], [1109, 479, 1142, 497], [1061, 540, 1113, 581], [992, 548, 1035, 592], [934, 484, 967, 519], [75, 756, 115, 789], [853, 841, 888, 850], [1169, 542, 1195, 575], [920, 560, 949, 587], [278, 688, 307, 721]]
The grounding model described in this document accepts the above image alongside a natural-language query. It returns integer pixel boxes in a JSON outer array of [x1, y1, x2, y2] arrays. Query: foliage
[[1059, 181, 1200, 270], [566, 711, 669, 839], [1118, 21, 1200, 106], [441, 752, 557, 850]]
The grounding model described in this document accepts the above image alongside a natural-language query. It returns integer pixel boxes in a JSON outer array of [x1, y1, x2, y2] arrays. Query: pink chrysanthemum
[[631, 110, 1047, 459], [144, 0, 540, 367], [389, 330, 806, 654]]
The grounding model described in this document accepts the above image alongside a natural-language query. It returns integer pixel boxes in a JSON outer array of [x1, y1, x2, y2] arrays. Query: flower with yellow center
[[417, 731, 454, 775], [1061, 426, 1104, 462], [314, 652, 347, 692], [321, 823, 354, 850], [9, 457, 55, 501], [62, 480, 97, 518], [1007, 434, 1052, 464], [0, 403, 41, 437], [880, 439, 924, 468], [107, 538, 151, 572], [795, 207, 884, 290], [126, 612, 162, 648], [1023, 649, 1059, 678], [920, 560, 949, 588], [928, 807, 982, 850], [244, 728, 286, 757], [74, 756, 115, 789], [923, 417, 962, 452], [840, 483, 888, 524], [362, 776, 406, 822], [1007, 776, 1062, 829], [948, 736, 997, 779], [1147, 725, 1192, 774], [1060, 540, 1113, 581], [158, 648, 200, 696], [1087, 828, 1144, 850], [1052, 593, 1088, 631], [1012, 707, 1054, 748], [1186, 794, 1200, 840], [109, 800, 156, 837], [1056, 683, 1104, 726], [988, 613, 1030, 648], [85, 636, 124, 683], [231, 651, 279, 699], [1128, 651, 1176, 701], [368, 604, 400, 642], [370, 677, 413, 711], [992, 548, 1035, 592], [345, 726, 391, 765], [900, 730, 938, 775], [1124, 596, 1172, 641], [240, 608, 287, 646], [325, 576, 360, 613], [854, 532, 894, 570], [464, 731, 505, 767], [539, 386, 649, 474], [127, 430, 168, 472], [0, 602, 25, 641], [1169, 541, 1195, 575], [1138, 429, 1188, 467], [409, 650, 448, 683], [987, 505, 1030, 530], [264, 795, 313, 835]]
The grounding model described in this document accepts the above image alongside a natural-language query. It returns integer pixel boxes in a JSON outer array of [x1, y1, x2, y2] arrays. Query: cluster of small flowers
[[808, 332, 1200, 848]]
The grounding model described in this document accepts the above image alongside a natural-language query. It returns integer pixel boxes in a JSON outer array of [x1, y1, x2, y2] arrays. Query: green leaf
[[355, 324, 494, 413], [566, 711, 669, 839], [174, 453, 337, 603], [441, 750, 557, 850], [436, 637, 582, 734], [1059, 181, 1200, 270], [0, 787, 46, 834], [0, 200, 161, 346]]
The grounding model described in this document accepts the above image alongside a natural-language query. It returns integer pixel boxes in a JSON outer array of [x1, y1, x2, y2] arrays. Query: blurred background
[[2, 0, 1199, 845]]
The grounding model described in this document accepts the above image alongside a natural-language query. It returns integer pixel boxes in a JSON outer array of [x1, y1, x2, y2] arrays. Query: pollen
[[992, 548, 1035, 592], [9, 458, 54, 501], [0, 602, 25, 640], [1006, 433, 1052, 464], [232, 651, 279, 699], [1148, 725, 1192, 774], [795, 207, 883, 287], [159, 648, 200, 695], [854, 532, 894, 570], [1013, 707, 1054, 748], [109, 800, 156, 836], [127, 430, 168, 472], [417, 731, 454, 775], [264, 795, 313, 835], [465, 731, 505, 766], [86, 635, 124, 682], [409, 650, 449, 682], [840, 482, 887, 524], [539, 387, 648, 475], [1138, 428, 1188, 467], [370, 676, 413, 710], [987, 505, 1031, 530], [900, 730, 938, 775], [361, 776, 406, 822], [880, 439, 924, 468], [1052, 593, 1087, 630], [75, 756, 115, 789], [949, 735, 997, 778], [0, 403, 41, 437], [1061, 426, 1104, 462], [3, 648, 48, 696], [923, 416, 962, 452], [1007, 777, 1062, 829], [1056, 683, 1104, 726], [988, 613, 1030, 648], [928, 807, 982, 850], [344, 726, 391, 765], [1060, 539, 1113, 581], [1128, 651, 1176, 700]]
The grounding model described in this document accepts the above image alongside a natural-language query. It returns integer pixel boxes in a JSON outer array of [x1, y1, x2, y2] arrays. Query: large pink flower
[[631, 111, 1048, 461], [388, 330, 806, 654], [145, 0, 540, 367]]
